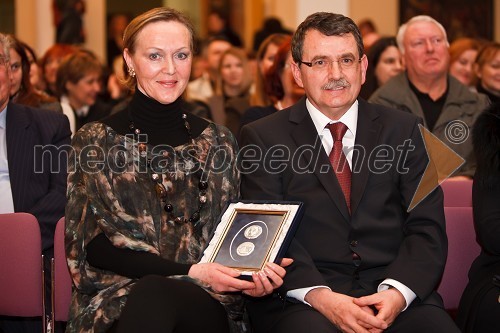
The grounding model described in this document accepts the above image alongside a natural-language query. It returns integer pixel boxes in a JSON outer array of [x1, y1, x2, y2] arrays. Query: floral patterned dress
[[65, 121, 241, 333]]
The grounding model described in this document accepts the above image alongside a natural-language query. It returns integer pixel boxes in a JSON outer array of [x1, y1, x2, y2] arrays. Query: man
[[0, 33, 71, 332], [369, 15, 489, 177], [186, 36, 232, 103], [240, 13, 459, 333]]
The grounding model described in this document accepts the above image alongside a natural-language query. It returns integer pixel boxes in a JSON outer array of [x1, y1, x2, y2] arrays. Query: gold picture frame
[[199, 201, 303, 278]]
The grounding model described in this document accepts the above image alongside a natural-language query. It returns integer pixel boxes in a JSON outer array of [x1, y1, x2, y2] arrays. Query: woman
[[359, 37, 403, 99], [250, 33, 290, 107], [240, 38, 304, 128], [207, 47, 253, 135], [456, 102, 500, 333], [56, 50, 111, 135], [359, 36, 403, 100], [39, 43, 78, 97], [448, 37, 482, 89], [474, 42, 500, 104], [6, 35, 60, 111], [65, 7, 288, 333], [19, 40, 44, 92]]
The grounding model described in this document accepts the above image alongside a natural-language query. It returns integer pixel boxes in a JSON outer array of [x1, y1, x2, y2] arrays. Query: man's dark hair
[[291, 12, 364, 65]]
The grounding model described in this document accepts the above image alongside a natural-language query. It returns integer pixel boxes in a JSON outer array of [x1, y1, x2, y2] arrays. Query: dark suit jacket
[[6, 102, 71, 253], [239, 97, 447, 322]]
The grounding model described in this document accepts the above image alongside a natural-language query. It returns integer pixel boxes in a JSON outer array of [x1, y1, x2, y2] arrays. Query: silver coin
[[244, 225, 263, 239], [236, 242, 255, 256]]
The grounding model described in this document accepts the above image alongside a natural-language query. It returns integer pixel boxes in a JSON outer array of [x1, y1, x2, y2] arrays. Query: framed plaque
[[199, 201, 304, 278]]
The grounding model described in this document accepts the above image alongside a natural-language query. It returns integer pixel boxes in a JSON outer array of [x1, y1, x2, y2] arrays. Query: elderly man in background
[[369, 15, 489, 178]]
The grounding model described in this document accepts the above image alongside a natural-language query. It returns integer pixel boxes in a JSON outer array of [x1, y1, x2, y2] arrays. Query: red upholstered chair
[[51, 217, 72, 330], [441, 179, 473, 207], [0, 213, 46, 332], [437, 207, 480, 312]]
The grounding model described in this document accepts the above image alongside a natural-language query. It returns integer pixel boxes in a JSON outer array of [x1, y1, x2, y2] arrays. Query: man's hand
[[242, 258, 293, 297], [305, 288, 388, 333], [353, 288, 406, 330]]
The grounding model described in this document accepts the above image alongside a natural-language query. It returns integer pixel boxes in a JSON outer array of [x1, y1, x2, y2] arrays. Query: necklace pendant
[[138, 143, 147, 158], [154, 183, 167, 199]]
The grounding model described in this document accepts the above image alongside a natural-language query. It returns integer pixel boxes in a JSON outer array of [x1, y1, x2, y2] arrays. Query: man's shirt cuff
[[286, 286, 331, 306], [378, 278, 417, 311]]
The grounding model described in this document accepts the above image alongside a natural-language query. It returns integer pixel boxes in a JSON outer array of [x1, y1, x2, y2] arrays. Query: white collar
[[306, 98, 358, 138]]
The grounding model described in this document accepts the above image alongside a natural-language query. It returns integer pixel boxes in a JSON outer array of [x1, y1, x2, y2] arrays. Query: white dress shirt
[[287, 98, 416, 311], [0, 106, 15, 213]]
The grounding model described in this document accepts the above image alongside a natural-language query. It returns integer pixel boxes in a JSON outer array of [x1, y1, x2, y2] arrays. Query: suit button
[[350, 240, 358, 247]]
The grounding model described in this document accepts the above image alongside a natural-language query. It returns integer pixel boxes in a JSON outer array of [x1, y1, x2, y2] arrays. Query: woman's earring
[[128, 67, 136, 77]]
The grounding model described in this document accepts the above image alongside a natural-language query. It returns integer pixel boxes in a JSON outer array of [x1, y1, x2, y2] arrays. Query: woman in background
[[250, 33, 290, 107], [359, 37, 403, 100], [39, 43, 78, 97], [448, 37, 482, 89], [457, 102, 500, 333], [56, 50, 111, 135], [240, 38, 303, 129], [7, 35, 61, 111], [474, 42, 500, 104], [207, 47, 253, 135]]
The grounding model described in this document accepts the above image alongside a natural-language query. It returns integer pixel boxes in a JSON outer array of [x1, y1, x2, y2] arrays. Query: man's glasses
[[300, 55, 363, 71]]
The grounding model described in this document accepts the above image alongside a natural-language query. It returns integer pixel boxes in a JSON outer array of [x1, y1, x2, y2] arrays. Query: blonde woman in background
[[207, 47, 253, 135]]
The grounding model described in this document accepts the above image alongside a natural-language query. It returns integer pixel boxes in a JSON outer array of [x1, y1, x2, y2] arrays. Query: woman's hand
[[189, 258, 293, 296], [188, 262, 255, 293], [242, 258, 293, 297]]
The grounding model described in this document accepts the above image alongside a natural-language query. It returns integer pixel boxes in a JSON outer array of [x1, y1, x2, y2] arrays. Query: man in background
[[369, 15, 489, 177]]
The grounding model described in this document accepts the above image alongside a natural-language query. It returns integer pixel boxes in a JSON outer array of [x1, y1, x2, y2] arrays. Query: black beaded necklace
[[129, 113, 208, 225]]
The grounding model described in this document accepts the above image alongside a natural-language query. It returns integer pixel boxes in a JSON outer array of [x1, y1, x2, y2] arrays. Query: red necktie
[[327, 122, 351, 212]]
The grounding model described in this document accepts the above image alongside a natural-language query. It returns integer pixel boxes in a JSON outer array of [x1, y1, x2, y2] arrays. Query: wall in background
[[10, 0, 500, 66]]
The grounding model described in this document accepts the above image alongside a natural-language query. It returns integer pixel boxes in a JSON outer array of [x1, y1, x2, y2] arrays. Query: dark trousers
[[248, 298, 460, 333], [108, 275, 230, 333]]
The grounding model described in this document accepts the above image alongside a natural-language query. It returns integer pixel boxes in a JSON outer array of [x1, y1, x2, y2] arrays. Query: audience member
[[369, 15, 489, 177], [474, 42, 500, 104], [64, 8, 288, 333], [252, 17, 292, 52], [6, 35, 61, 112], [207, 8, 242, 47], [0, 32, 71, 333], [186, 36, 231, 103], [448, 37, 483, 89], [39, 43, 79, 97], [359, 36, 403, 100], [357, 18, 380, 51], [241, 38, 304, 128], [19, 41, 44, 92], [240, 12, 460, 333], [55, 0, 85, 45], [56, 50, 111, 135], [250, 33, 291, 107], [106, 12, 130, 68], [207, 47, 253, 135], [457, 102, 500, 333]]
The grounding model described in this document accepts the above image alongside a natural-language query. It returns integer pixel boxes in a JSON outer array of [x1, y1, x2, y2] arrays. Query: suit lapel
[[289, 98, 351, 221], [351, 99, 382, 215], [6, 103, 34, 211]]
